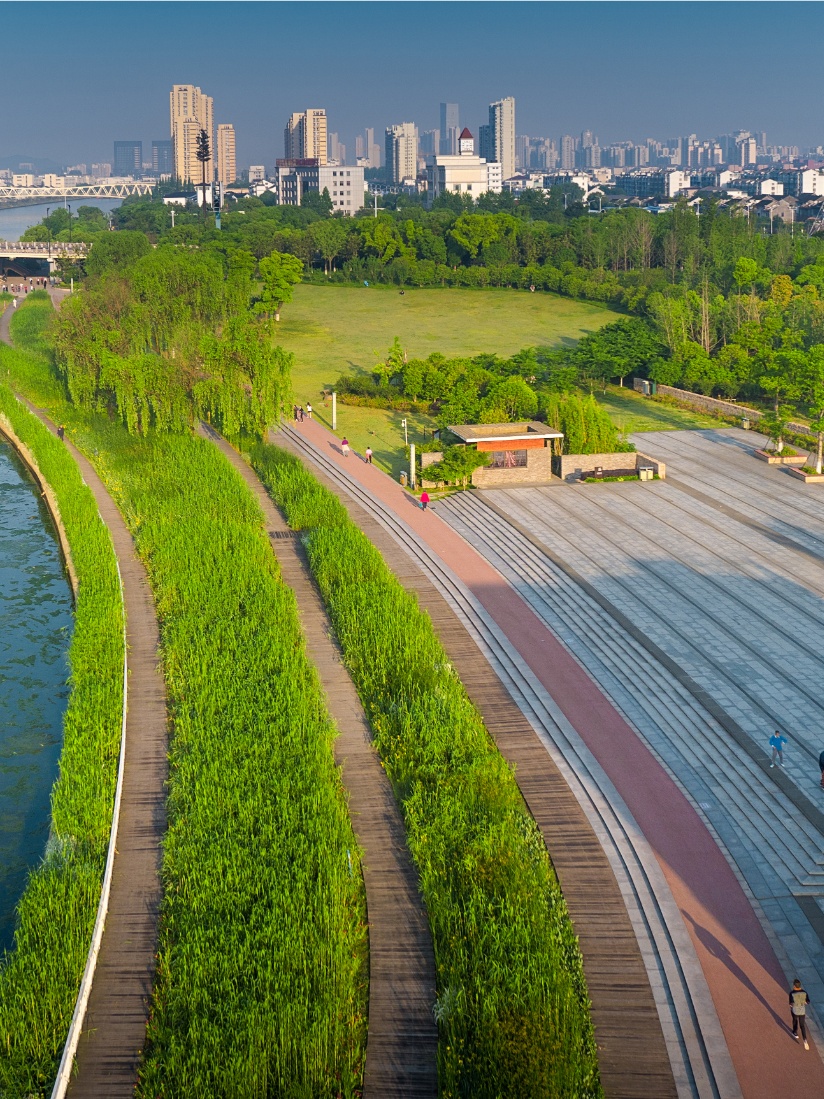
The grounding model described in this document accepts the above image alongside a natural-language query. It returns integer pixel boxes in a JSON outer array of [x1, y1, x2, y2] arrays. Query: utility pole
[[332, 391, 337, 431], [409, 443, 416, 490]]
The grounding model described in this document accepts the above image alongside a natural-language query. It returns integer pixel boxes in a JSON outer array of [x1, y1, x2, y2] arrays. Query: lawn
[[596, 385, 725, 434], [277, 285, 621, 473]]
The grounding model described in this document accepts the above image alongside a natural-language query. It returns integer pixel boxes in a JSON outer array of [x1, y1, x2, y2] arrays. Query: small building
[[448, 422, 563, 487], [426, 128, 502, 202]]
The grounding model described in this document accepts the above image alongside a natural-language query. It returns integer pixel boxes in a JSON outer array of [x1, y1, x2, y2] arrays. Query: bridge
[[0, 182, 154, 203], [0, 240, 89, 273]]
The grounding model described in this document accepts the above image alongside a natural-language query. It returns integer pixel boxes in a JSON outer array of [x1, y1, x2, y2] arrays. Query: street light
[[401, 417, 408, 445]]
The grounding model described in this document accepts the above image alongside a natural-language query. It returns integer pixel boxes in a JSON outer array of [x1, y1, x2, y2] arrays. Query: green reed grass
[[248, 442, 602, 1099]]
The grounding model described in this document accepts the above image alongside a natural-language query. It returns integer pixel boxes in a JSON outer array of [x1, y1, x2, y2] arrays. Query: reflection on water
[[0, 199, 122, 242], [0, 438, 73, 952]]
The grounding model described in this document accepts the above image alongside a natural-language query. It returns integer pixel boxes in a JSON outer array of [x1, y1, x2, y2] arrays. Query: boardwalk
[[0, 305, 168, 1094], [276, 425, 681, 1099], [204, 426, 438, 1097]]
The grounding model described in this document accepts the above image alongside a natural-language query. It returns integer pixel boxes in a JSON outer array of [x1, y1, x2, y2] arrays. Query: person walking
[[57, 425, 65, 442], [770, 730, 788, 768], [789, 979, 811, 1049], [819, 749, 824, 789], [306, 402, 313, 419], [365, 446, 373, 464], [420, 491, 430, 511], [293, 404, 299, 422], [341, 437, 350, 457]]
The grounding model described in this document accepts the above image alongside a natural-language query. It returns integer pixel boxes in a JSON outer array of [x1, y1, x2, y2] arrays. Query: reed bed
[[247, 442, 602, 1099], [3, 302, 368, 1096], [0, 386, 123, 1098]]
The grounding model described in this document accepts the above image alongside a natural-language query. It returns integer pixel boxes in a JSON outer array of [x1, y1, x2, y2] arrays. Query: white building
[[426, 128, 502, 202], [12, 174, 34, 187], [760, 179, 784, 196], [800, 169, 824, 196], [271, 162, 365, 214], [385, 122, 418, 184], [664, 170, 691, 197], [478, 97, 515, 182], [249, 165, 266, 183]]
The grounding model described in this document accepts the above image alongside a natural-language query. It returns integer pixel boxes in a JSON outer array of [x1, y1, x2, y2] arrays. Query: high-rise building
[[439, 102, 459, 155], [285, 109, 327, 164], [170, 84, 214, 184], [484, 97, 515, 180], [385, 123, 418, 183], [113, 140, 142, 177], [366, 127, 381, 168], [560, 134, 576, 170], [516, 134, 529, 170], [216, 124, 236, 187], [328, 132, 346, 164], [152, 140, 173, 176], [420, 130, 440, 156]]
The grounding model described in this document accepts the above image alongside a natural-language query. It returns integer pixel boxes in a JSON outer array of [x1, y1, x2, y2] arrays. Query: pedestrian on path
[[790, 979, 811, 1049], [293, 404, 299, 422], [420, 491, 430, 511], [306, 402, 313, 419], [770, 730, 788, 768], [57, 425, 65, 442], [341, 437, 350, 457], [298, 406, 305, 422], [819, 749, 824, 789], [365, 446, 373, 464]]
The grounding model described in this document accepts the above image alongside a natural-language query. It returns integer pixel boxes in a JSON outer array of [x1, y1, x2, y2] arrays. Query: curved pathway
[[276, 425, 683, 1098], [280, 417, 824, 1098], [202, 425, 438, 1097], [1, 303, 168, 1095]]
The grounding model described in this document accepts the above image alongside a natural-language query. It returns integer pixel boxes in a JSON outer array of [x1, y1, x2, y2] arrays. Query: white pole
[[402, 418, 408, 445], [410, 443, 416, 490], [70, 277, 73, 294], [332, 391, 337, 431]]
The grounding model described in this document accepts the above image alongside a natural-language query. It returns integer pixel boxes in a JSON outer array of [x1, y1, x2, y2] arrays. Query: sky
[[1, 1, 823, 168]]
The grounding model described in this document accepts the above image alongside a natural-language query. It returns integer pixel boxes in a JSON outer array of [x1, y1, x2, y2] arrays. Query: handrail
[[50, 557, 128, 1098]]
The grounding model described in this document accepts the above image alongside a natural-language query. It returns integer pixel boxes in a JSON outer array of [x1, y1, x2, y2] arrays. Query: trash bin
[[399, 471, 408, 487], [594, 466, 603, 479], [741, 417, 751, 430], [639, 466, 654, 481]]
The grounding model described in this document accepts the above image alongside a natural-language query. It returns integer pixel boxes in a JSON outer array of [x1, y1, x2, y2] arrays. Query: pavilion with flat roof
[[447, 421, 564, 487]]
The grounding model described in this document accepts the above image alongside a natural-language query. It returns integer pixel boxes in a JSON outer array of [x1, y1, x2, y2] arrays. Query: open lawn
[[277, 285, 621, 474], [597, 386, 725, 434]]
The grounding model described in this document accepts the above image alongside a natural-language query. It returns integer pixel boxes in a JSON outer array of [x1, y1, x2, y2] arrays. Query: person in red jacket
[[420, 491, 430, 511]]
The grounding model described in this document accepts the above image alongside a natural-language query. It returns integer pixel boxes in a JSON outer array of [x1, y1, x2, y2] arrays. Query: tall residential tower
[[216, 124, 237, 187], [385, 123, 418, 183], [284, 109, 328, 164], [170, 84, 214, 184]]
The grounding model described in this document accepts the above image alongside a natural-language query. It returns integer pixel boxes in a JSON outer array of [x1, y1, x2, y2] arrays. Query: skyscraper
[[484, 97, 515, 180], [284, 109, 328, 164], [216, 124, 236, 187], [328, 132, 346, 164], [152, 140, 173, 176], [170, 84, 214, 184], [385, 123, 418, 183], [560, 134, 576, 170], [113, 141, 142, 177], [516, 134, 529, 171], [439, 102, 459, 155]]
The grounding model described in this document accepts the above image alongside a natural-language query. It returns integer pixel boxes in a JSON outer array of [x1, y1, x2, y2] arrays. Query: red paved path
[[292, 417, 824, 1099]]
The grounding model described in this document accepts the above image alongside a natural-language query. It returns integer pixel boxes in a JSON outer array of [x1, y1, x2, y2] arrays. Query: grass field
[[598, 386, 727, 434], [277, 285, 621, 473]]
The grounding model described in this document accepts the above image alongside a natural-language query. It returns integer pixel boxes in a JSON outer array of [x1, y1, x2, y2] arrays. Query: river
[[0, 199, 123, 241], [0, 437, 73, 953]]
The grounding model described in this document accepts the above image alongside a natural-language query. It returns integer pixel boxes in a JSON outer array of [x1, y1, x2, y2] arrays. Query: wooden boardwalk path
[[276, 428, 678, 1099], [0, 311, 168, 1094], [204, 426, 438, 1098]]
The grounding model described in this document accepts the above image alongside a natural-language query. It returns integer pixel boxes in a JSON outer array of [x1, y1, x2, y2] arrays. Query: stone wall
[[554, 450, 666, 482], [471, 446, 553, 487], [654, 385, 811, 438]]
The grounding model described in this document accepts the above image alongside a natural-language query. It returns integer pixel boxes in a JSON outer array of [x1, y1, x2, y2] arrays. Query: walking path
[[203, 425, 438, 1097], [280, 418, 824, 1099], [1, 301, 168, 1095]]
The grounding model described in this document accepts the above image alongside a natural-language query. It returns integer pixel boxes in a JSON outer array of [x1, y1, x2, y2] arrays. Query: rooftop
[[449, 421, 564, 443]]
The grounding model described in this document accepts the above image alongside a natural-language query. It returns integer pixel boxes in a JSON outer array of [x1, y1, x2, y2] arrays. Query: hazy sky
[[2, 1, 822, 167]]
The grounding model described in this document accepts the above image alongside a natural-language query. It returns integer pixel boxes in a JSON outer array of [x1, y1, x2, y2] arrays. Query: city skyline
[[2, 2, 824, 168]]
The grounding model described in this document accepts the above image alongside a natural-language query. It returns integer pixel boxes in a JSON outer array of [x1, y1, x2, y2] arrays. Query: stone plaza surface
[[436, 428, 824, 1025]]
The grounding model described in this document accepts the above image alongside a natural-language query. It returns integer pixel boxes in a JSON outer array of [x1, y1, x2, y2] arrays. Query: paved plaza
[[436, 427, 824, 1026]]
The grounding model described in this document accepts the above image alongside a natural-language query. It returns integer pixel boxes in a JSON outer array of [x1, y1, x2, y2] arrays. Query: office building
[[91, 162, 112, 179], [114, 140, 142, 177], [170, 84, 214, 184], [272, 162, 365, 214], [560, 134, 576, 170], [516, 134, 529, 170], [385, 122, 418, 183], [216, 124, 236, 187], [152, 140, 173, 176], [284, 109, 328, 164], [328, 132, 346, 164], [249, 165, 266, 183], [481, 97, 515, 180], [440, 102, 459, 155], [426, 127, 502, 202], [420, 130, 440, 156]]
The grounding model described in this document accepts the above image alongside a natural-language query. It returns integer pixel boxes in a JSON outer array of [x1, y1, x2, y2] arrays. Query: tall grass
[[247, 443, 602, 1099], [1, 301, 369, 1095], [0, 386, 123, 1098]]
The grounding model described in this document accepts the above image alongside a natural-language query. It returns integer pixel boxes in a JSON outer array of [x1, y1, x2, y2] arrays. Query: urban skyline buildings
[[385, 122, 418, 184], [284, 109, 328, 164], [216, 124, 236, 188], [170, 83, 214, 184]]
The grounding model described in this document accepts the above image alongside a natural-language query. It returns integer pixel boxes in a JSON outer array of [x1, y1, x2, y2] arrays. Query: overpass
[[0, 240, 90, 273], [0, 182, 154, 203]]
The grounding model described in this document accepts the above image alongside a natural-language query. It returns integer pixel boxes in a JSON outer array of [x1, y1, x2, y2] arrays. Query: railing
[[0, 183, 154, 201], [50, 557, 128, 1099], [0, 241, 89, 255]]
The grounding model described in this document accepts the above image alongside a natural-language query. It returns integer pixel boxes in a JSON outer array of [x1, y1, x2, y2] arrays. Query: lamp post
[[401, 417, 408, 445]]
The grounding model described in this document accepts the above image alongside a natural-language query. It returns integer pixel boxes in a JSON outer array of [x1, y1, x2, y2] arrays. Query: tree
[[85, 230, 152, 280], [480, 376, 538, 422], [301, 187, 333, 216], [308, 219, 349, 274], [255, 251, 304, 321], [422, 445, 489, 488], [374, 336, 405, 386]]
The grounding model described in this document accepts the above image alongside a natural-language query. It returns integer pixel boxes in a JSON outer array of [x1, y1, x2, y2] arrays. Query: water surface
[[0, 199, 122, 241], [0, 437, 73, 952]]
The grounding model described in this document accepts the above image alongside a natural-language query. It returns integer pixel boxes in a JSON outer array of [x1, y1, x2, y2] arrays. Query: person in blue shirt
[[770, 730, 787, 768]]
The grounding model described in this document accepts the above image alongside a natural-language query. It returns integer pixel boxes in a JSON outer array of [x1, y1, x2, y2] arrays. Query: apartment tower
[[385, 123, 418, 183], [216, 124, 237, 187], [170, 84, 214, 184], [439, 102, 459, 155], [284, 109, 328, 164], [488, 97, 515, 181]]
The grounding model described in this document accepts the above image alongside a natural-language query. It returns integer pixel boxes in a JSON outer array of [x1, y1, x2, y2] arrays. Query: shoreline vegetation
[[0, 383, 123, 1098], [246, 440, 602, 1097]]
